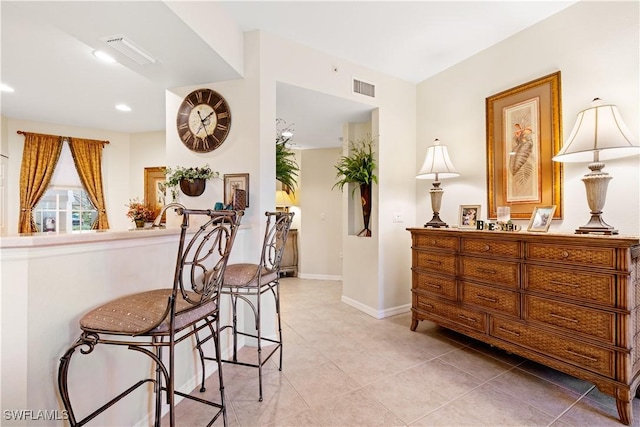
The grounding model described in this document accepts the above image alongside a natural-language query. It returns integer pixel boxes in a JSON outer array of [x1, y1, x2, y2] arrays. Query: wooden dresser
[[280, 229, 298, 277], [408, 228, 640, 425]]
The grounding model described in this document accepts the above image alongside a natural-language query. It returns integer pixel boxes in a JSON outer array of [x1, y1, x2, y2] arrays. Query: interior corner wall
[[416, 0, 640, 236], [129, 130, 166, 204], [256, 31, 417, 317]]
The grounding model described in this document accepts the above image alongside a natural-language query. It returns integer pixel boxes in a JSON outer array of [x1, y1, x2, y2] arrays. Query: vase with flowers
[[126, 198, 155, 228]]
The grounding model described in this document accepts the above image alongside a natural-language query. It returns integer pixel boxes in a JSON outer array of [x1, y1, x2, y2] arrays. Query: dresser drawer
[[524, 295, 615, 344], [525, 265, 615, 307], [526, 243, 616, 269], [414, 250, 456, 275], [460, 257, 519, 288], [490, 317, 615, 378], [461, 281, 519, 317], [413, 270, 457, 300], [413, 234, 458, 251], [461, 238, 521, 258], [416, 295, 486, 333]]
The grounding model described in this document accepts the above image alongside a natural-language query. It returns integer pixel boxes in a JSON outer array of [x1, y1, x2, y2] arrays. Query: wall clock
[[176, 88, 231, 153]]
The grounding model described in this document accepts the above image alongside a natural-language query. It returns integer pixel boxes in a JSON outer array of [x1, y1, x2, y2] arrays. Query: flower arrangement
[[165, 164, 219, 200], [126, 198, 155, 222]]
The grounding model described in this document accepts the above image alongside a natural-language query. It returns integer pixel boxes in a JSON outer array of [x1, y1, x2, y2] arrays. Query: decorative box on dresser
[[408, 228, 640, 425]]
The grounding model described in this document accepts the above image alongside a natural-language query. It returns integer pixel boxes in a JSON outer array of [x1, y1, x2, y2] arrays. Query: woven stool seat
[[80, 289, 217, 335], [223, 263, 278, 289]]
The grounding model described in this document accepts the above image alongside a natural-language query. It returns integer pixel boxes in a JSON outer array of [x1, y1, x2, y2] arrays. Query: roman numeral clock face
[[176, 88, 231, 153]]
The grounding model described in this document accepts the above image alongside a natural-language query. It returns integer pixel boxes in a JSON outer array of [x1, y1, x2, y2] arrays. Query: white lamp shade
[[275, 190, 294, 207], [416, 139, 460, 180], [553, 98, 639, 163]]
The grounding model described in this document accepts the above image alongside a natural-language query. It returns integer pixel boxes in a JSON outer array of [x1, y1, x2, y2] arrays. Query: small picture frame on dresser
[[459, 205, 480, 229], [527, 205, 556, 232]]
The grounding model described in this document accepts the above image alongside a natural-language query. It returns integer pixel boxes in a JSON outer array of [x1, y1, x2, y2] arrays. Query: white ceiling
[[1, 1, 576, 149]]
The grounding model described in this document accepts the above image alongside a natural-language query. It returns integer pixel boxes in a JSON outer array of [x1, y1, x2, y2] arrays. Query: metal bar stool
[[57, 205, 243, 426], [196, 211, 294, 402]]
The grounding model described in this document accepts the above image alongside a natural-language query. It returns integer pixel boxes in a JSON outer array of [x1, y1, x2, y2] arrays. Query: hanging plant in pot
[[165, 164, 219, 199], [333, 135, 378, 237]]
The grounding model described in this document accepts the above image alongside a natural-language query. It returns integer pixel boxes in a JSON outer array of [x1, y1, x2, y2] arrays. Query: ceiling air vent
[[101, 35, 156, 65], [353, 78, 375, 98]]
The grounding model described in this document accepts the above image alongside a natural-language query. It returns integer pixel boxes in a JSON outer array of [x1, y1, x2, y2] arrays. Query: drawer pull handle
[[550, 280, 580, 289], [483, 244, 490, 252], [426, 283, 442, 289], [431, 240, 437, 245], [498, 326, 521, 337], [421, 303, 434, 309], [561, 251, 570, 258], [566, 349, 598, 362], [476, 267, 496, 275], [458, 314, 477, 323], [423, 259, 442, 265], [476, 294, 497, 303], [550, 312, 579, 323]]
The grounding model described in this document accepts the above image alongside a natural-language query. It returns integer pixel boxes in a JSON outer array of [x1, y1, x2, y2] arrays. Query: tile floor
[[169, 277, 640, 426]]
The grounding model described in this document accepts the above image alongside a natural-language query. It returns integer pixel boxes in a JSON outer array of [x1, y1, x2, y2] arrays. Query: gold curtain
[[68, 138, 110, 230], [18, 133, 63, 233]]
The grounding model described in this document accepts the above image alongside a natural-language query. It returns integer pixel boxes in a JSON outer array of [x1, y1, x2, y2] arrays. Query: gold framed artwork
[[144, 167, 166, 222], [458, 205, 480, 229], [223, 173, 249, 207], [527, 205, 557, 232], [486, 71, 563, 220]]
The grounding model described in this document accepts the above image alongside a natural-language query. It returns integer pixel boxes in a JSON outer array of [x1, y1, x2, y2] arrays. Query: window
[[34, 188, 97, 232], [32, 141, 97, 232]]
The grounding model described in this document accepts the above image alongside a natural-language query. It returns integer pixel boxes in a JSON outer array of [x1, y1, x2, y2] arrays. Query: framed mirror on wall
[[144, 166, 166, 222]]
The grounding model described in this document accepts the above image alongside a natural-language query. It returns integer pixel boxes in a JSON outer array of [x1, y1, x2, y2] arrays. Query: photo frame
[[459, 205, 481, 229], [144, 166, 166, 222], [223, 173, 250, 207], [527, 205, 557, 232], [486, 72, 563, 220]]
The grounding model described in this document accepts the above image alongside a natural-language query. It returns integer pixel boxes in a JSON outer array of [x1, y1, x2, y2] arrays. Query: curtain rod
[[17, 130, 110, 144]]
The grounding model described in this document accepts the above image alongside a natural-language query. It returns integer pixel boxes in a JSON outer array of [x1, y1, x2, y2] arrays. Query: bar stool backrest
[[260, 211, 294, 274], [173, 207, 244, 307]]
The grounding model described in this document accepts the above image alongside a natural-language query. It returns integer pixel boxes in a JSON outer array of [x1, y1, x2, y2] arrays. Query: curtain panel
[[18, 133, 63, 233], [68, 138, 110, 230]]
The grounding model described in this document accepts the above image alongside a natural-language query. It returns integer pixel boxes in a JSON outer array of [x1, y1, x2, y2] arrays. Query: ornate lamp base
[[424, 181, 449, 228], [576, 162, 618, 235]]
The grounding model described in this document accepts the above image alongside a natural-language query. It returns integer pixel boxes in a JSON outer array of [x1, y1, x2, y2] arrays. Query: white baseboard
[[341, 295, 411, 319], [296, 273, 342, 281]]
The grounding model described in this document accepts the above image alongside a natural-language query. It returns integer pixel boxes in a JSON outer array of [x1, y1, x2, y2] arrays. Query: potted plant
[[333, 135, 378, 237], [165, 164, 219, 199], [126, 197, 155, 228], [276, 119, 300, 192]]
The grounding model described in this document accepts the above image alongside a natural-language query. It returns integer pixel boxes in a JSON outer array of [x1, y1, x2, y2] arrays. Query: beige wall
[[417, 0, 640, 235], [298, 148, 342, 279]]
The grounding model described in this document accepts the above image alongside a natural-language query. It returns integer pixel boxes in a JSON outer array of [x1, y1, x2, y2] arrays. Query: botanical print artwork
[[504, 97, 541, 203]]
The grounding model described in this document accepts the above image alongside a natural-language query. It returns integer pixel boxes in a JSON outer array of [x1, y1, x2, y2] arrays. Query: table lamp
[[416, 139, 460, 228], [553, 98, 639, 234]]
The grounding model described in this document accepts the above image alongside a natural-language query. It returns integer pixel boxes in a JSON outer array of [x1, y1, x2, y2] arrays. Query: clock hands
[[197, 110, 215, 137]]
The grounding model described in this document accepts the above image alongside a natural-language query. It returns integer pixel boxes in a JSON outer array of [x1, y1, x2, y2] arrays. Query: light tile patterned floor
[[168, 277, 640, 426]]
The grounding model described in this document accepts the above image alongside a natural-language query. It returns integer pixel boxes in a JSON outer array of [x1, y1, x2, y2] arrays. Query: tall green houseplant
[[275, 120, 299, 191], [333, 135, 378, 236]]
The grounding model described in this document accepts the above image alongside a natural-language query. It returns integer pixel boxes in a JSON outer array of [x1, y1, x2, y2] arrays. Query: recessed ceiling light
[[1, 83, 15, 92], [115, 104, 132, 112], [93, 50, 117, 63]]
